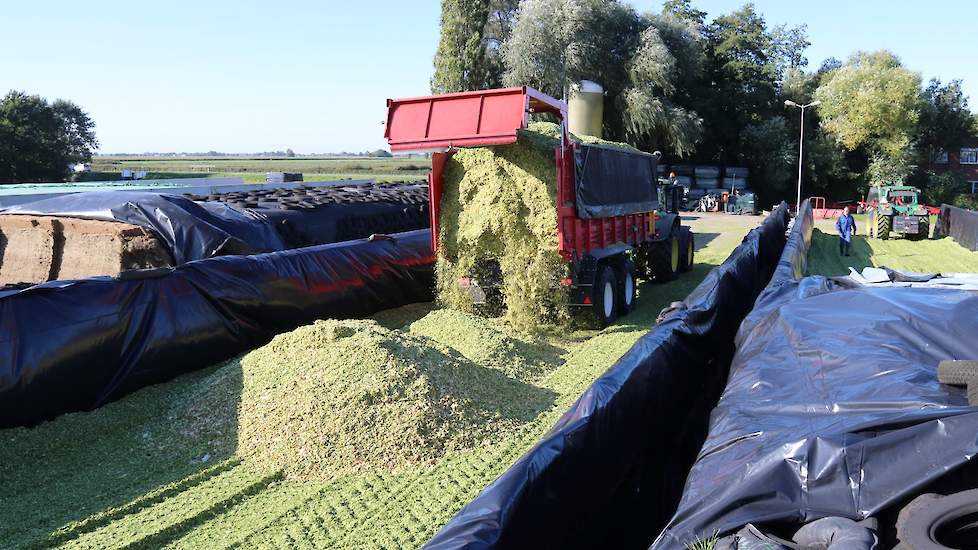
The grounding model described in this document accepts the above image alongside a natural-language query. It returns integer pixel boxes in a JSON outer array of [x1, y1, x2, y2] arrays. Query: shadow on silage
[[0, 361, 246, 548]]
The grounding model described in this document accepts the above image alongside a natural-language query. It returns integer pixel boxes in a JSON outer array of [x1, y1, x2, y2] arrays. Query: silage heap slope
[[806, 228, 978, 276], [437, 122, 638, 330], [167, 319, 552, 481]]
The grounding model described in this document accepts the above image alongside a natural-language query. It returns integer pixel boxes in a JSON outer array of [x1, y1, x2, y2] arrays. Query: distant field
[[88, 156, 432, 184]]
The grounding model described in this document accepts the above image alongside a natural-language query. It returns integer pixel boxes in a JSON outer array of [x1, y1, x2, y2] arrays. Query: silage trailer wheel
[[588, 263, 619, 328], [616, 258, 637, 315]]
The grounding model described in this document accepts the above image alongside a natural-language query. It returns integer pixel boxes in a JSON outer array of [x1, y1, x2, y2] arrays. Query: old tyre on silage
[[937, 360, 978, 386], [896, 489, 978, 549], [649, 234, 679, 283]]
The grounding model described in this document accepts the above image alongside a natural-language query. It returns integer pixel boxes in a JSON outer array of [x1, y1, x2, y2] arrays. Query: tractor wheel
[[678, 227, 694, 273], [649, 234, 680, 283], [588, 264, 618, 328], [910, 216, 930, 240], [876, 214, 891, 240], [616, 258, 637, 315]]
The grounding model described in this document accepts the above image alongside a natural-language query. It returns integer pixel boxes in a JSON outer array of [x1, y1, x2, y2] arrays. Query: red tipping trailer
[[385, 86, 693, 326]]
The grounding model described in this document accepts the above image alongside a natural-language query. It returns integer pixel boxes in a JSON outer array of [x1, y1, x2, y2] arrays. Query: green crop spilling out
[[436, 122, 636, 331]]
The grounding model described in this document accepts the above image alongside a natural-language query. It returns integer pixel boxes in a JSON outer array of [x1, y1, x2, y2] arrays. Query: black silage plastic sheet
[[935, 203, 978, 251], [0, 191, 288, 264], [0, 186, 430, 264], [0, 230, 435, 428], [652, 201, 978, 548], [426, 204, 792, 549], [574, 144, 659, 218]]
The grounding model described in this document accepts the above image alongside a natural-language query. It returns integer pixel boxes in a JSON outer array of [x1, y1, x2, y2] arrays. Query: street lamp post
[[784, 99, 820, 213]]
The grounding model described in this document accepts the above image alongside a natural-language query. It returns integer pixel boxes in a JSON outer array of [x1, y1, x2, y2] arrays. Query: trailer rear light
[[458, 277, 472, 287], [559, 278, 573, 286]]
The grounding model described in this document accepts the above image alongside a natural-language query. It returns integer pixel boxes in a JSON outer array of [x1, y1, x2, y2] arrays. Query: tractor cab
[[657, 182, 685, 214]]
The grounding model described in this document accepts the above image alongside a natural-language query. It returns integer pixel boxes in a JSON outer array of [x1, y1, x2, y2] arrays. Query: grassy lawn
[[83, 156, 432, 184], [0, 214, 762, 549]]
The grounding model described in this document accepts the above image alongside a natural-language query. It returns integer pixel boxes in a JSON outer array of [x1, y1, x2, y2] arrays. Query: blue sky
[[2, 1, 974, 154]]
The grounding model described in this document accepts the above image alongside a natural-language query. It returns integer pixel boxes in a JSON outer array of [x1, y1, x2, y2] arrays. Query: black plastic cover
[[0, 184, 430, 264], [574, 144, 659, 218], [935, 203, 978, 251], [0, 230, 435, 428], [425, 204, 791, 549], [1, 191, 287, 263], [653, 203, 978, 548]]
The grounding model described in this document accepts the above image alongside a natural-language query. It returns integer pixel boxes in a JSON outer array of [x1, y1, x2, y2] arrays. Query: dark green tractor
[[865, 184, 930, 240], [640, 183, 694, 282]]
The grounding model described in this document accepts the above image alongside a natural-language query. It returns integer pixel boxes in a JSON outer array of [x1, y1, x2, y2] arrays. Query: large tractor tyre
[[876, 214, 891, 240], [588, 264, 619, 328], [649, 234, 680, 283], [909, 216, 930, 241], [678, 227, 695, 273], [615, 258, 638, 315]]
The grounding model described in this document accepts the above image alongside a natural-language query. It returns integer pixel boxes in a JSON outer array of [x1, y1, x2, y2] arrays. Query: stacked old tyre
[[184, 182, 430, 248], [895, 490, 978, 549]]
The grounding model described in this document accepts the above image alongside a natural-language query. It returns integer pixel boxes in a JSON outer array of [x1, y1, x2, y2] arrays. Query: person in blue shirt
[[836, 206, 856, 256]]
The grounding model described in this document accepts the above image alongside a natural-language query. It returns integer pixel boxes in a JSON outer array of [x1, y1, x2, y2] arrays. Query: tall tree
[[662, 0, 706, 31], [0, 91, 98, 183], [504, 0, 702, 154], [918, 79, 978, 163], [503, 0, 639, 101], [693, 4, 784, 165], [482, 0, 519, 87], [620, 11, 705, 155], [431, 0, 494, 93], [814, 50, 923, 182]]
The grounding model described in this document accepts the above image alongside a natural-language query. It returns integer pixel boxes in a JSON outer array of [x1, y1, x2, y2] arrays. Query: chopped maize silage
[[166, 318, 550, 480], [408, 309, 564, 382], [437, 122, 638, 331]]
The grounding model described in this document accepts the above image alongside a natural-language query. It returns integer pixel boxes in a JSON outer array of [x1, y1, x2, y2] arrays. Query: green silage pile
[[167, 318, 549, 480], [437, 122, 638, 331], [408, 308, 563, 382]]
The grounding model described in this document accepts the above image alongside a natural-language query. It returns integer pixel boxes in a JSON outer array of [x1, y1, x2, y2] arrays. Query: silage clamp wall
[[426, 204, 792, 549], [0, 230, 435, 428]]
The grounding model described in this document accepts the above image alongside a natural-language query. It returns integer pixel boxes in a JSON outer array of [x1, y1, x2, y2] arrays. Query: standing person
[[836, 206, 856, 256], [668, 171, 679, 186]]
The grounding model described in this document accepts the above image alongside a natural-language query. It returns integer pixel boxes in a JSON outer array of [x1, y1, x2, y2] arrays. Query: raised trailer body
[[385, 86, 691, 325]]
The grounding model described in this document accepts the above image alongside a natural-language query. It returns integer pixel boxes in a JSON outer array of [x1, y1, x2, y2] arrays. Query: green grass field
[[85, 156, 432, 184], [0, 214, 763, 549]]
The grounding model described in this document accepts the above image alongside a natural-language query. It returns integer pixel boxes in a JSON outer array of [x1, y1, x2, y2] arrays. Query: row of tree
[[431, 0, 978, 206], [0, 91, 98, 183]]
